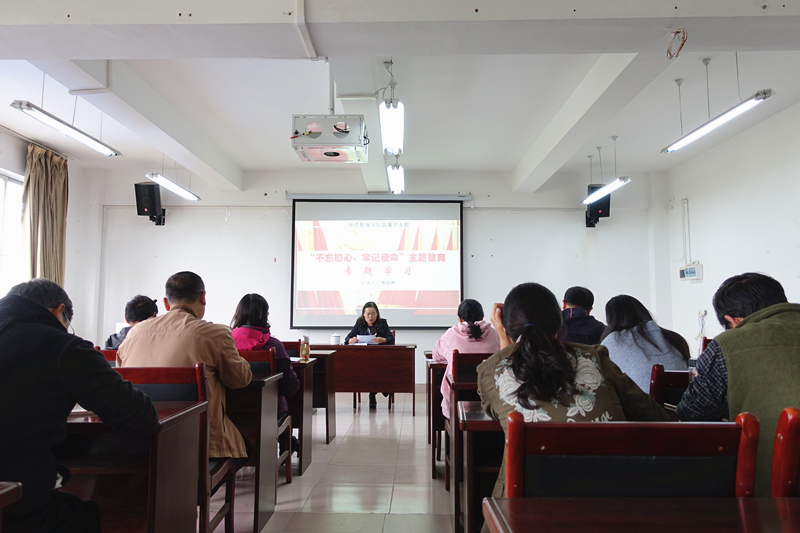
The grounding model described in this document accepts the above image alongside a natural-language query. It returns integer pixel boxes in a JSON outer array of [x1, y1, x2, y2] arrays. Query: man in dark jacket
[[0, 279, 159, 533], [559, 286, 606, 345], [103, 294, 158, 349]]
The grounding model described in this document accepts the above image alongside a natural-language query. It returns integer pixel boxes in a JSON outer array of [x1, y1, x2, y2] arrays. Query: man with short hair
[[117, 271, 252, 462], [0, 279, 158, 533], [559, 286, 606, 345], [103, 294, 158, 349], [677, 272, 800, 496]]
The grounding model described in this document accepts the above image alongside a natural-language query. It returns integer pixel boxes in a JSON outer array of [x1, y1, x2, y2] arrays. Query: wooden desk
[[452, 397, 503, 533], [483, 497, 800, 533], [427, 360, 447, 477], [0, 482, 23, 533], [289, 357, 316, 475], [310, 350, 337, 444], [226, 373, 282, 533], [59, 401, 207, 533], [311, 344, 417, 415]]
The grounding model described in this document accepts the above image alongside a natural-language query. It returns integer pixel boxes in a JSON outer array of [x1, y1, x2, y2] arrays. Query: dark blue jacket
[[559, 307, 606, 345]]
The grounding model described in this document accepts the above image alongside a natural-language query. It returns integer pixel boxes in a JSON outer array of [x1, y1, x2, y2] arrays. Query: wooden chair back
[[238, 347, 277, 375], [282, 341, 300, 359], [505, 410, 759, 499], [701, 336, 712, 352], [649, 364, 691, 406], [452, 350, 494, 379], [99, 349, 117, 366], [772, 407, 800, 497]]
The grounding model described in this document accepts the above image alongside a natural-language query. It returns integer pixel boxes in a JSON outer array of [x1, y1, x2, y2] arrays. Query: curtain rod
[[0, 124, 70, 161]]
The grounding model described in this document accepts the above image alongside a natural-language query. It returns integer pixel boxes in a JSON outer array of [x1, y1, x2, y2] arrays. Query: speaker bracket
[[149, 209, 165, 226]]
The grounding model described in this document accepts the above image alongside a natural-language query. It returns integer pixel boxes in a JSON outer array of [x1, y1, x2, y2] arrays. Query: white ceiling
[[3, 2, 800, 192]]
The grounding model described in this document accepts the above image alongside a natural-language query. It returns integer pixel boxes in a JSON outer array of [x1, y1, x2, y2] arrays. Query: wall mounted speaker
[[587, 184, 611, 219], [135, 182, 162, 217]]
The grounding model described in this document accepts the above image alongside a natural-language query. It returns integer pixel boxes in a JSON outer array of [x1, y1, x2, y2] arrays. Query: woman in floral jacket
[[477, 282, 674, 504]]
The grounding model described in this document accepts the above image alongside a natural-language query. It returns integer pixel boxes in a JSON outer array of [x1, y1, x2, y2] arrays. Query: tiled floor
[[213, 391, 451, 533]]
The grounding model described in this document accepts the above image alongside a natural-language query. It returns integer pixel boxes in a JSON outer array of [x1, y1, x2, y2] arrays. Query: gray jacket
[[601, 320, 688, 392]]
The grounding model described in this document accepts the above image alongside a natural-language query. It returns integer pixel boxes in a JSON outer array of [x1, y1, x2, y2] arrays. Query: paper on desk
[[357, 335, 377, 344], [71, 403, 88, 413]]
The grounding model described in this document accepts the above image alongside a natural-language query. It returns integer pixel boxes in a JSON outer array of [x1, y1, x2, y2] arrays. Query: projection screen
[[291, 200, 463, 328]]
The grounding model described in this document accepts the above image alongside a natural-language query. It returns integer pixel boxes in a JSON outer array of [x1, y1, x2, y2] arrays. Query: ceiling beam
[[511, 53, 670, 193], [4, 2, 800, 59], [29, 59, 244, 191], [329, 57, 389, 193]]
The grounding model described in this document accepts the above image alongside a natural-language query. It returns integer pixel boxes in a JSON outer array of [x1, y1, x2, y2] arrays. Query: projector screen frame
[[290, 198, 464, 330]]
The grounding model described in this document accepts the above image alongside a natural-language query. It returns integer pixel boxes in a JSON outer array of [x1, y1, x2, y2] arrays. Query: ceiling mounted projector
[[291, 115, 368, 163]]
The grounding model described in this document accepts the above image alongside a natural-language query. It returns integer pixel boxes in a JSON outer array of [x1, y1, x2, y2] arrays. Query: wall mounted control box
[[679, 263, 703, 281]]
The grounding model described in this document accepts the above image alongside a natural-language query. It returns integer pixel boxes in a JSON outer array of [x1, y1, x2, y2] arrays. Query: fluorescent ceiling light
[[146, 172, 200, 201], [662, 89, 774, 153], [379, 100, 404, 155], [582, 177, 630, 205], [387, 164, 404, 195], [10, 100, 121, 157]]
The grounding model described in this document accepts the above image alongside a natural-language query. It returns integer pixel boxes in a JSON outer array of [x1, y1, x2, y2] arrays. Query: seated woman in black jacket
[[344, 301, 395, 408]]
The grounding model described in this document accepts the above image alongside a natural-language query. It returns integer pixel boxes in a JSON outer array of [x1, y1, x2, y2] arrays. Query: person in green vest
[[677, 272, 800, 496]]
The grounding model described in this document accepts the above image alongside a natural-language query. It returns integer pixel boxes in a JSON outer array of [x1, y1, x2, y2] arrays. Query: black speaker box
[[135, 182, 162, 217], [587, 184, 611, 219]]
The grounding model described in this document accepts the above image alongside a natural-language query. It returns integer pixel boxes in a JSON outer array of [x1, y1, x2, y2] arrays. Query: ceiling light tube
[[379, 100, 404, 155], [582, 177, 630, 205], [10, 100, 121, 157], [146, 172, 200, 201], [387, 164, 404, 195], [662, 89, 774, 153]]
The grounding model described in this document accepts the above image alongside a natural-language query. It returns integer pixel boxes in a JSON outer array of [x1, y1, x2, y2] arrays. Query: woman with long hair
[[600, 295, 689, 392], [231, 294, 299, 426], [432, 299, 500, 419], [344, 301, 395, 408], [476, 283, 672, 501]]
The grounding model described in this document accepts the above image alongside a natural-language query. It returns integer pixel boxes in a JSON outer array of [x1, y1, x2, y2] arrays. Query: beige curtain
[[22, 144, 69, 286]]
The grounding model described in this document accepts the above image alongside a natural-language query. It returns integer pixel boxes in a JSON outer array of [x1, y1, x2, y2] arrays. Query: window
[[0, 173, 25, 296]]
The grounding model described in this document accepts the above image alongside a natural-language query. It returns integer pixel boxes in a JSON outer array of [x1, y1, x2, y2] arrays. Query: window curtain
[[21, 144, 69, 286]]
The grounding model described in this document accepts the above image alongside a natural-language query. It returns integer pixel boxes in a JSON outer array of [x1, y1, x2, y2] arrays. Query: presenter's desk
[[59, 401, 207, 533], [311, 344, 417, 415], [226, 373, 282, 533]]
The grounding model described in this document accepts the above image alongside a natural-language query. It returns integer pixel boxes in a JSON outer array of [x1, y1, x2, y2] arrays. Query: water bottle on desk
[[300, 335, 310, 361]]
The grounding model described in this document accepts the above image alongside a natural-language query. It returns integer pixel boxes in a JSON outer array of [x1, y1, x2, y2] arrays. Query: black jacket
[[344, 318, 395, 345], [0, 295, 158, 523], [559, 307, 606, 345]]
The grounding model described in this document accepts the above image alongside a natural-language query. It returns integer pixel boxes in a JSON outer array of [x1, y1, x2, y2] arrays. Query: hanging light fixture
[[387, 156, 404, 194], [11, 100, 121, 157], [145, 172, 200, 201], [662, 89, 774, 153], [582, 137, 630, 205], [379, 60, 404, 155], [582, 177, 630, 205], [663, 59, 774, 153]]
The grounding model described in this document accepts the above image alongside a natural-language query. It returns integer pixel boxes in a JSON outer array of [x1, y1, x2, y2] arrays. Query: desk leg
[[451, 391, 462, 533], [296, 364, 314, 475], [427, 365, 432, 445], [152, 414, 200, 533], [464, 429, 475, 533], [253, 381, 278, 533], [325, 354, 336, 444]]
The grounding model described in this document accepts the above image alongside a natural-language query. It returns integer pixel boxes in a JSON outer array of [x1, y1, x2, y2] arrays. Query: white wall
[[66, 165, 661, 382], [0, 129, 27, 178], [667, 99, 800, 354]]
